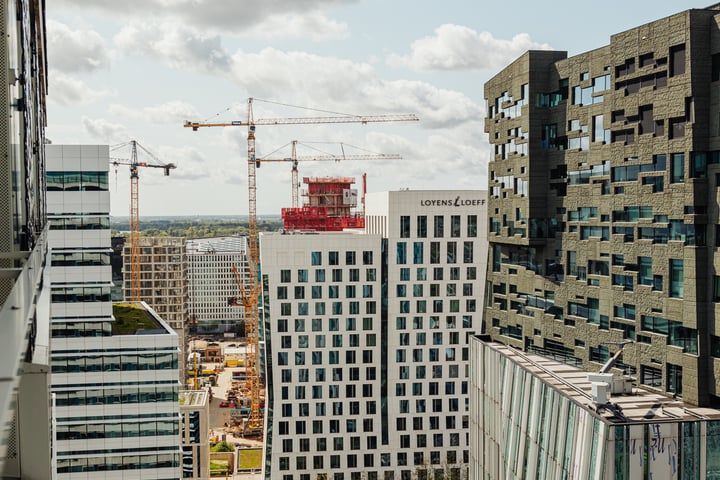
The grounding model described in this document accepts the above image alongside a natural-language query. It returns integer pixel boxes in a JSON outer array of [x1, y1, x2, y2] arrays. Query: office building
[[179, 390, 210, 480], [0, 0, 51, 477], [261, 190, 487, 480], [483, 4, 720, 408], [47, 145, 181, 478], [470, 335, 720, 479], [187, 236, 248, 336]]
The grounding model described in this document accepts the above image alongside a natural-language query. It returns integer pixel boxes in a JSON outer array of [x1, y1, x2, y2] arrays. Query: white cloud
[[148, 145, 211, 181], [81, 116, 129, 143], [222, 49, 482, 129], [242, 13, 348, 41], [109, 22, 482, 131], [47, 20, 109, 73], [389, 24, 552, 71], [106, 104, 136, 119], [108, 101, 201, 125], [49, 72, 108, 106], [55, 0, 355, 36], [114, 21, 230, 71], [145, 101, 202, 124]]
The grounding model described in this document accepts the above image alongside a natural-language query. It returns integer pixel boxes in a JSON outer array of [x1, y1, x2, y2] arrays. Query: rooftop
[[483, 340, 720, 424], [179, 390, 209, 407], [186, 236, 246, 254], [112, 302, 170, 335]]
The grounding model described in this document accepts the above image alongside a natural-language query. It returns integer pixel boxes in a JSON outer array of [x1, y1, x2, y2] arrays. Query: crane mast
[[129, 141, 140, 301], [185, 97, 418, 434], [111, 140, 176, 302], [291, 141, 299, 208]]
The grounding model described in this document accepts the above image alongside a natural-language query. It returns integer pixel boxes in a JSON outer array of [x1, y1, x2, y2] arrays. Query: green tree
[[210, 441, 235, 452]]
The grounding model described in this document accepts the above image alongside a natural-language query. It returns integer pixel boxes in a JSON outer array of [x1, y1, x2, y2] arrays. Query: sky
[[47, 0, 698, 217]]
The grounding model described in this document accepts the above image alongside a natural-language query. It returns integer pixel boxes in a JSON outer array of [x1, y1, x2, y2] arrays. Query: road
[[192, 339, 265, 478]]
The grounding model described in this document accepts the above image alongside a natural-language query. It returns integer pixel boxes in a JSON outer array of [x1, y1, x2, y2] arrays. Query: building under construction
[[122, 236, 189, 379], [281, 176, 365, 231]]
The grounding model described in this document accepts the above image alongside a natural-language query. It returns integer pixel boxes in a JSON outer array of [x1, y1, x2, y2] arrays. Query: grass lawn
[[238, 448, 262, 469], [112, 303, 158, 334], [210, 460, 229, 476]]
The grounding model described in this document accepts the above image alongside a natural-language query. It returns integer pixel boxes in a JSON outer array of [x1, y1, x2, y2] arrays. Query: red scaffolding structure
[[281, 176, 365, 231]]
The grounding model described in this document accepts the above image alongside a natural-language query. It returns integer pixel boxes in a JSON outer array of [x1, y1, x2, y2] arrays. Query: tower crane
[[110, 140, 176, 301], [257, 140, 402, 207], [184, 97, 418, 434]]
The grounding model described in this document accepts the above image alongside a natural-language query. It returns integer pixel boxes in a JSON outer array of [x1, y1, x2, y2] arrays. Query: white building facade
[[262, 190, 487, 480], [368, 190, 488, 479], [47, 145, 181, 479], [187, 236, 248, 335], [179, 390, 210, 480]]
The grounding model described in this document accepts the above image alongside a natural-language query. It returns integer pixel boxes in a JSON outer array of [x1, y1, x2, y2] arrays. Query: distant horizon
[[110, 214, 282, 221]]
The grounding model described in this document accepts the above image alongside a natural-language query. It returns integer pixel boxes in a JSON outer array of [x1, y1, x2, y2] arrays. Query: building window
[[397, 242, 407, 264], [447, 242, 457, 264], [297, 269, 308, 282], [641, 365, 662, 388], [450, 215, 461, 237], [670, 43, 686, 77], [671, 153, 684, 183], [433, 216, 444, 238], [332, 269, 343, 282], [363, 251, 373, 265], [670, 259, 684, 298], [310, 285, 322, 299], [430, 242, 440, 264], [413, 242, 424, 264], [467, 215, 477, 237], [311, 252, 322, 265], [667, 363, 682, 395], [417, 215, 427, 238], [400, 216, 411, 238], [346, 251, 356, 265], [463, 242, 473, 263]]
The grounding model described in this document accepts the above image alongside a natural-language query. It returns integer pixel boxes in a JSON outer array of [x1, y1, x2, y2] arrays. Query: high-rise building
[[483, 4, 720, 408], [0, 0, 51, 477], [261, 190, 487, 480], [46, 145, 181, 478], [187, 236, 248, 336], [477, 4, 720, 479]]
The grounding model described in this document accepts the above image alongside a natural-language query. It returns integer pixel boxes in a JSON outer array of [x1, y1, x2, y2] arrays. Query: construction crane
[[257, 140, 402, 207], [110, 140, 176, 301], [185, 97, 418, 434]]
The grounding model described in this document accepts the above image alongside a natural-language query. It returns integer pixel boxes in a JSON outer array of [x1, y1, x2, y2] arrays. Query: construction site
[[182, 97, 418, 439], [187, 339, 266, 440], [110, 98, 418, 474]]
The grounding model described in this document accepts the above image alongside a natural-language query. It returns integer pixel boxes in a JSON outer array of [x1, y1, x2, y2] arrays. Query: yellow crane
[[257, 140, 402, 207], [110, 140, 176, 301], [185, 97, 418, 433]]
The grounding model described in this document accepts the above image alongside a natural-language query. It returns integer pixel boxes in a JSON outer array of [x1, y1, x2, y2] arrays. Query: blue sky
[[47, 0, 695, 216]]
